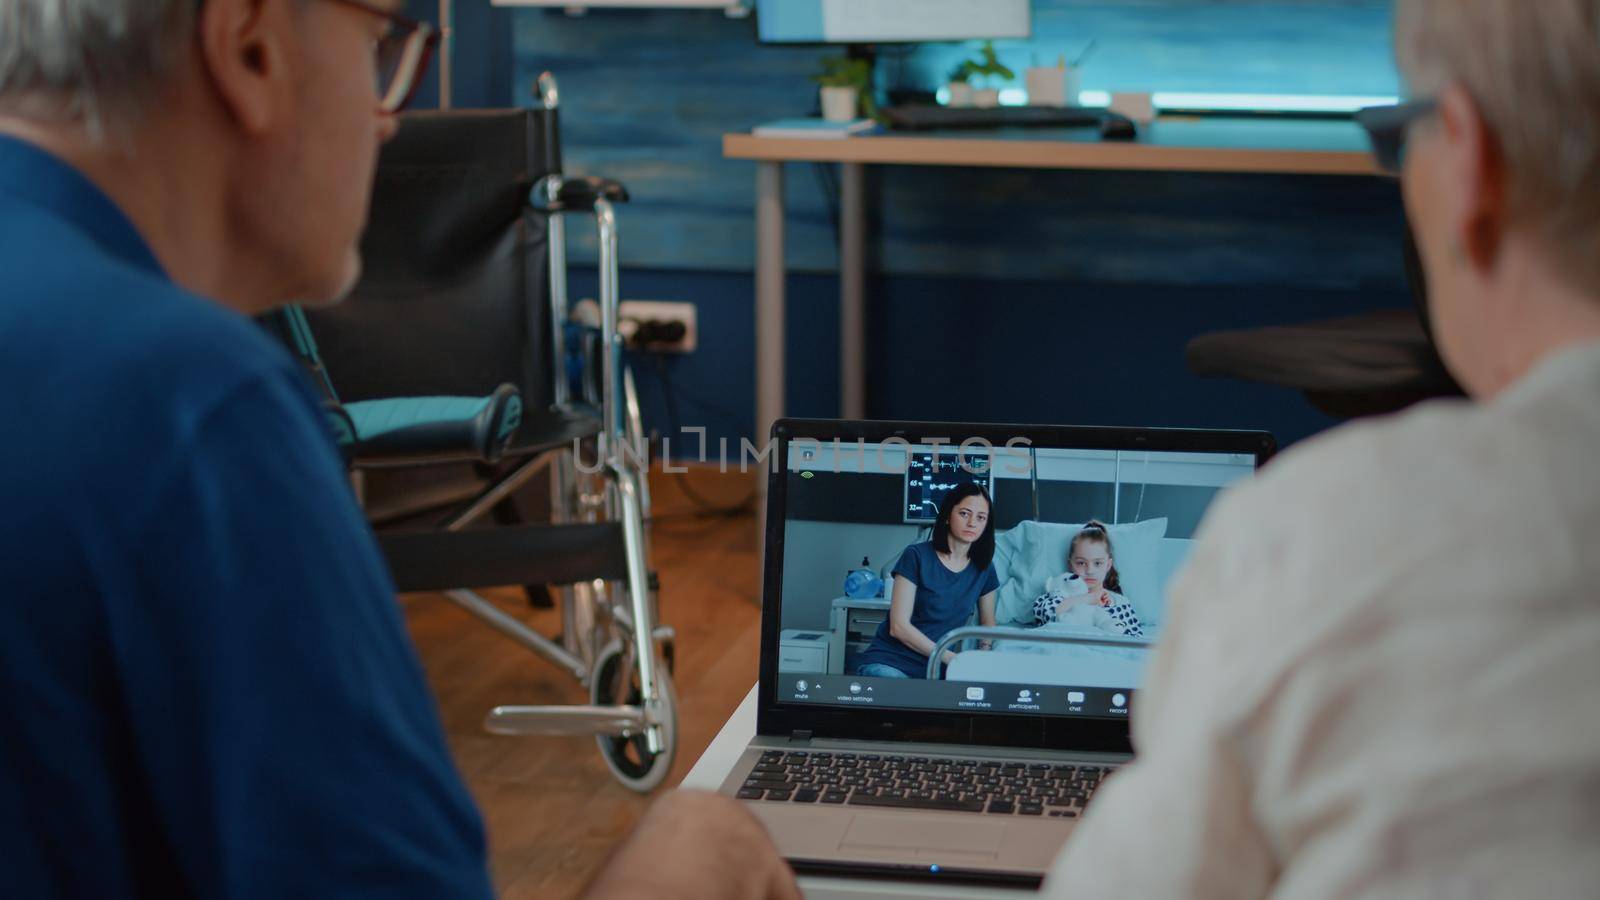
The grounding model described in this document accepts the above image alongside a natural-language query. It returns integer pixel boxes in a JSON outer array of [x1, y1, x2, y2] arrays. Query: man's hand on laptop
[[582, 790, 802, 900]]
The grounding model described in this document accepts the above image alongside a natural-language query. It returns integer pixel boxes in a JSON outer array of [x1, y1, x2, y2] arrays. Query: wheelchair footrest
[[379, 523, 629, 592], [483, 703, 646, 737]]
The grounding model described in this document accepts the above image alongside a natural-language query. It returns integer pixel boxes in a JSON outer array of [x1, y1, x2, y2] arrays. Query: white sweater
[[1045, 342, 1600, 899]]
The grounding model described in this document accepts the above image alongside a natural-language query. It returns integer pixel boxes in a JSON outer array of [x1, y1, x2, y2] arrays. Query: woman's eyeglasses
[[1355, 98, 1438, 174], [323, 0, 440, 114]]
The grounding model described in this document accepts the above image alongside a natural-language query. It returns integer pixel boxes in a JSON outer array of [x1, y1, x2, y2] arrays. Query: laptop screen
[[773, 435, 1258, 721]]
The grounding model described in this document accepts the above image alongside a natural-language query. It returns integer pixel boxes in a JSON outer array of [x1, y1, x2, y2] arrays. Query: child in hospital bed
[[1030, 521, 1145, 638]]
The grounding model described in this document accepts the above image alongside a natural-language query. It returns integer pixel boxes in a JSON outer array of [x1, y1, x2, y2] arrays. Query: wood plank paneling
[[509, 0, 1404, 287]]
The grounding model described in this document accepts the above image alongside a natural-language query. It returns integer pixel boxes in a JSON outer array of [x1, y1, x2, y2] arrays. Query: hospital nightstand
[[829, 596, 890, 675], [778, 628, 831, 672]]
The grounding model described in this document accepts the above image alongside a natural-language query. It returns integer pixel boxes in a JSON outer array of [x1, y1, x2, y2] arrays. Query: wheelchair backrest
[[302, 108, 562, 410]]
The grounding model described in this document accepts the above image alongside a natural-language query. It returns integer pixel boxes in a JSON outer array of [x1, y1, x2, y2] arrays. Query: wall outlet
[[618, 300, 697, 353]]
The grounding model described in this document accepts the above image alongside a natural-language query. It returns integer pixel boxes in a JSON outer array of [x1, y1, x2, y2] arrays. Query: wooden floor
[[401, 468, 763, 899]]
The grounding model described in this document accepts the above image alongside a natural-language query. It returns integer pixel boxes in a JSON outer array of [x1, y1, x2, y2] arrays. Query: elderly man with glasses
[[1043, 1, 1600, 896], [0, 2, 797, 899]]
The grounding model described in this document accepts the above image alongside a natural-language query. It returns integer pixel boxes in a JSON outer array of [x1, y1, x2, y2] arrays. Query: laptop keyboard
[[737, 750, 1111, 818]]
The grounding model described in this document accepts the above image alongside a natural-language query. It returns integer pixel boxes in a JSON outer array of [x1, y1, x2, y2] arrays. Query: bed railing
[[925, 627, 1153, 680]]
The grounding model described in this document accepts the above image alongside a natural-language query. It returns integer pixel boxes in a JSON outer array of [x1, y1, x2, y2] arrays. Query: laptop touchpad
[[838, 814, 1005, 857]]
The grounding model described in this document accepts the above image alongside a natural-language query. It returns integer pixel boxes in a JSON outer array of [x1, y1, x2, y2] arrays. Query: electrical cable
[[651, 354, 759, 518], [1131, 450, 1150, 523], [642, 353, 749, 424]]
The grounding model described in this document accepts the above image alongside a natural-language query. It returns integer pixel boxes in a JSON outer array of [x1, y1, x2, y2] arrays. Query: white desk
[[682, 684, 1039, 899], [723, 117, 1383, 438]]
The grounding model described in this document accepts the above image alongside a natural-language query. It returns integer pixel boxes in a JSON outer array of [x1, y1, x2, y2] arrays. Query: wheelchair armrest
[[342, 383, 522, 467], [320, 401, 360, 465], [536, 175, 630, 214], [322, 401, 358, 445]]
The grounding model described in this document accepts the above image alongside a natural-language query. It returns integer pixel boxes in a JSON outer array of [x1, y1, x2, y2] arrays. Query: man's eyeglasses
[[324, 0, 440, 113], [1355, 98, 1438, 175]]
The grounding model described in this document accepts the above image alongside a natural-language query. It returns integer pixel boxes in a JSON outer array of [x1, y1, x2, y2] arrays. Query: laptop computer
[[718, 419, 1275, 887]]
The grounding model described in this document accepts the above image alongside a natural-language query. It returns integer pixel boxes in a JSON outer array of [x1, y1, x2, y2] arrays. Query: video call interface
[[776, 438, 1256, 719]]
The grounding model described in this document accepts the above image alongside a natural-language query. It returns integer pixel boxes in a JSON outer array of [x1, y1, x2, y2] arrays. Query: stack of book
[[751, 118, 881, 139]]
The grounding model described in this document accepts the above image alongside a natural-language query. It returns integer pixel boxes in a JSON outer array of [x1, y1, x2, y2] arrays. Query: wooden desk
[[721, 117, 1383, 437]]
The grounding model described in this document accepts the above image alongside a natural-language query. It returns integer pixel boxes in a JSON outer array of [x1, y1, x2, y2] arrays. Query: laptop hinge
[[789, 729, 813, 744]]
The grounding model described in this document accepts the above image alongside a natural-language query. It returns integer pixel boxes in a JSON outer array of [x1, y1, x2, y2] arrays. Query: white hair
[[0, 0, 195, 134], [1396, 0, 1600, 291]]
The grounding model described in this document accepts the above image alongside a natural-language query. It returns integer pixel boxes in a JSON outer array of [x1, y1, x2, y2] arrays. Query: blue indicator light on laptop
[[930, 865, 941, 874]]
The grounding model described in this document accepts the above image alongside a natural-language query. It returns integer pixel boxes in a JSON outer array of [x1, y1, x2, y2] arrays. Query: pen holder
[[1025, 66, 1081, 108]]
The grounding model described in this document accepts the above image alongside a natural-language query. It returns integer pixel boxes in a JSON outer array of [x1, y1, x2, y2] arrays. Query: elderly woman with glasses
[[1043, 1, 1600, 897]]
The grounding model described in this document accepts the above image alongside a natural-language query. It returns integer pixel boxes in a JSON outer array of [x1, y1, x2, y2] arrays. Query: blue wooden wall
[[501, 0, 1401, 287], [399, 1, 1414, 448]]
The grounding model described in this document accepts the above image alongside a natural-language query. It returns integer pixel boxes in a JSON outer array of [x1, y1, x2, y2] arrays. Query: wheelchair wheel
[[590, 641, 677, 793]]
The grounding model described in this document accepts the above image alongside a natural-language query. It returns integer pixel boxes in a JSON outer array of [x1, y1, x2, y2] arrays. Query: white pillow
[[993, 518, 1169, 627]]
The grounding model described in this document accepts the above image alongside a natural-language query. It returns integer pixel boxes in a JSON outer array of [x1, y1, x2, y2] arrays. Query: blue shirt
[[0, 136, 492, 898], [855, 541, 1000, 678]]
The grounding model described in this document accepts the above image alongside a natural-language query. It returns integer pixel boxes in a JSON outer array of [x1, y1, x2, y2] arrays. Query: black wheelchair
[[273, 75, 676, 791]]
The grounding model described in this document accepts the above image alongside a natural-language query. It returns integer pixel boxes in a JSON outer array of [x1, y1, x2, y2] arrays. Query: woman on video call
[[854, 482, 1000, 679]]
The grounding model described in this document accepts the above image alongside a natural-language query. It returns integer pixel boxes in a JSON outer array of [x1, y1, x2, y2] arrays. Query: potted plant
[[813, 56, 875, 122], [948, 41, 1015, 108]]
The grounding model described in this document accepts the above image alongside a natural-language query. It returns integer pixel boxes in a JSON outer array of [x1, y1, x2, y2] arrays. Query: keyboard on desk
[[737, 749, 1111, 819], [883, 104, 1127, 132]]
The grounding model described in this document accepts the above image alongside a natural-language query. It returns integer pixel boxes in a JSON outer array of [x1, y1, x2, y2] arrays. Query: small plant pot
[[946, 81, 976, 108], [972, 88, 1001, 108], [820, 86, 859, 122]]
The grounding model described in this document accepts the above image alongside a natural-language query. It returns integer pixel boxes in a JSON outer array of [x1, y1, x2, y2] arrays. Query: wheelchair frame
[[312, 76, 674, 792], [422, 75, 676, 792]]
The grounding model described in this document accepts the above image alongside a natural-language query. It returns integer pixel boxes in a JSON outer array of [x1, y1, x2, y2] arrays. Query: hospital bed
[[927, 626, 1153, 685]]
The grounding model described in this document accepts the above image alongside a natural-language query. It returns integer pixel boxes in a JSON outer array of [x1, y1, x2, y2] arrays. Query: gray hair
[[0, 1, 195, 134], [1396, 0, 1600, 291]]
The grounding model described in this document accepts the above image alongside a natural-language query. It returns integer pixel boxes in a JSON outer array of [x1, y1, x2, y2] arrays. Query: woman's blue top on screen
[[854, 541, 999, 678]]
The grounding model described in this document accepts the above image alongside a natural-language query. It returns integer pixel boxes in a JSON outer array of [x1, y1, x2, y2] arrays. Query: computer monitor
[[904, 449, 993, 524], [756, 0, 1031, 44]]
